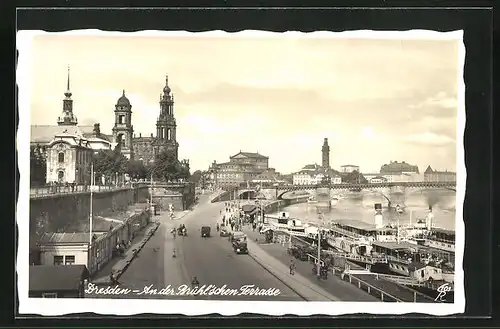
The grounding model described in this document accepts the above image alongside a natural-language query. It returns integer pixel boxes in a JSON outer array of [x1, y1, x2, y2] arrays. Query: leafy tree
[[127, 160, 148, 179], [30, 144, 46, 186], [340, 170, 368, 184], [93, 149, 129, 184], [320, 175, 331, 185], [189, 170, 203, 184], [152, 149, 190, 181]]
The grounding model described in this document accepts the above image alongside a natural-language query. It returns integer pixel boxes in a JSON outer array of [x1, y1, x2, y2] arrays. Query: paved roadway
[[117, 194, 304, 301]]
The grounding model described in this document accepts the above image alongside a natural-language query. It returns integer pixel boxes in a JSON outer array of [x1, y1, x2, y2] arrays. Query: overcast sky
[[26, 32, 462, 173]]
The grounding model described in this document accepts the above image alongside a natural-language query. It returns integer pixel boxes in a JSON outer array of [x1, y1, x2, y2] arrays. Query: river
[[273, 189, 457, 231]]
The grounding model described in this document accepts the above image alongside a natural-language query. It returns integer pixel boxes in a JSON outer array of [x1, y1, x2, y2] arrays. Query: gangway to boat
[[372, 273, 424, 286], [370, 273, 454, 291], [324, 250, 388, 264]]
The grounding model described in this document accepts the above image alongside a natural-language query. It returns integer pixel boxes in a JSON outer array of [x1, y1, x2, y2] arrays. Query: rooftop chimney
[[151, 133, 153, 137], [139, 133, 142, 138]]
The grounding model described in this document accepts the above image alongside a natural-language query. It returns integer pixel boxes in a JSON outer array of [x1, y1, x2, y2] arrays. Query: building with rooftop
[[340, 164, 360, 173], [424, 165, 456, 182], [380, 161, 419, 174], [132, 75, 181, 164], [31, 70, 184, 163], [45, 131, 110, 185], [292, 164, 341, 185], [251, 168, 286, 184], [29, 264, 90, 298], [211, 151, 270, 188]]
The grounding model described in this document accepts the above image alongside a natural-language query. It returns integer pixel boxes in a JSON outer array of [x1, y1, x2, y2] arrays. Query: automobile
[[201, 226, 211, 238], [229, 231, 247, 243], [220, 228, 231, 237], [232, 239, 248, 254], [177, 224, 187, 236]]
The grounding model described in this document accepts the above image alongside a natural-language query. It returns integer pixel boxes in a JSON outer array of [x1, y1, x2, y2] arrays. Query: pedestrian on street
[[289, 260, 296, 275]]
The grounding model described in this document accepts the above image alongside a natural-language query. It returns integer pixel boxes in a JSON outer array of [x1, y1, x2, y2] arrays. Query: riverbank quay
[[243, 227, 378, 302], [262, 232, 435, 303]]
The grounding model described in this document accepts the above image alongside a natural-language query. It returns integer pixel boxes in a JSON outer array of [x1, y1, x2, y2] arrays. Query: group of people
[[114, 239, 131, 256]]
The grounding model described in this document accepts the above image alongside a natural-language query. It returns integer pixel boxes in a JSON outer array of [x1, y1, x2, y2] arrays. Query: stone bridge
[[261, 181, 457, 207], [212, 181, 456, 207], [210, 189, 258, 203]]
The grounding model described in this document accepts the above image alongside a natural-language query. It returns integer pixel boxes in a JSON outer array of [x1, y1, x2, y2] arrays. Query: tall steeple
[[322, 137, 330, 169], [57, 65, 78, 126], [112, 89, 134, 159], [65, 65, 72, 98], [155, 73, 178, 160]]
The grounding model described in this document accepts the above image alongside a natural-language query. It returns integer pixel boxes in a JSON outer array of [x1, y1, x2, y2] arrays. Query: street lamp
[[89, 161, 94, 245], [317, 212, 324, 277], [89, 150, 98, 246], [149, 160, 155, 210]]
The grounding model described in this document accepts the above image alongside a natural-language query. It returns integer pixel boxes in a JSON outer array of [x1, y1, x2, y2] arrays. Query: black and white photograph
[[17, 29, 465, 316]]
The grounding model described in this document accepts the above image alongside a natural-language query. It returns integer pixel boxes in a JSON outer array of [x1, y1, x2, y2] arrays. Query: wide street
[[116, 194, 304, 301]]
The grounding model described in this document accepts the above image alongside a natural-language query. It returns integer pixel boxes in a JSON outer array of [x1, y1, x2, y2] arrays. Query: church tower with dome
[[112, 90, 134, 159], [132, 74, 180, 164], [152, 75, 179, 159], [57, 66, 78, 126]]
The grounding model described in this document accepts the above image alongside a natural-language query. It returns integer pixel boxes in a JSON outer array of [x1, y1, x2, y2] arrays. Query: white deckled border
[[16, 29, 466, 316]]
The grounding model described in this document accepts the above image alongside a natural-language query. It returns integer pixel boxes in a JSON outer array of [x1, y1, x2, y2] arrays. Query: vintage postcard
[[17, 29, 465, 316]]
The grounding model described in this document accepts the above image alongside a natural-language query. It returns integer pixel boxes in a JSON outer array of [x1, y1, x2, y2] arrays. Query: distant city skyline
[[26, 32, 461, 173]]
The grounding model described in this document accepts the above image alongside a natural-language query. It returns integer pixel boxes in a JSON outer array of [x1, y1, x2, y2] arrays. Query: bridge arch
[[277, 189, 313, 200], [370, 189, 391, 204], [239, 190, 257, 199]]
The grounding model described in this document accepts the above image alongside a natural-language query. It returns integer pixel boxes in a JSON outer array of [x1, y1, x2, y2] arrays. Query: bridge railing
[[338, 270, 404, 302], [263, 181, 457, 189], [29, 184, 132, 198]]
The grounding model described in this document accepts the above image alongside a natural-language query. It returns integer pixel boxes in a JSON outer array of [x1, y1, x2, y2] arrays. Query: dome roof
[[116, 90, 130, 106], [163, 74, 171, 94], [57, 111, 78, 126]]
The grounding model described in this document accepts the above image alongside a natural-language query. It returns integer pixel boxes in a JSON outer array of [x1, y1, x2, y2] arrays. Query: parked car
[[201, 226, 211, 238], [229, 232, 247, 243], [232, 239, 248, 254]]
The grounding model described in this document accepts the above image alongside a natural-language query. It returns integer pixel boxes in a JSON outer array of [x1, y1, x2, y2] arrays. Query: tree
[[340, 170, 368, 184], [152, 149, 190, 181], [189, 170, 203, 185], [127, 160, 148, 179], [93, 149, 129, 184], [320, 175, 331, 185], [30, 144, 46, 186]]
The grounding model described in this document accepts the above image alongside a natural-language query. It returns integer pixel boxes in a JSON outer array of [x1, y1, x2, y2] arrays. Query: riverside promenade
[[247, 227, 436, 303], [242, 226, 379, 302], [91, 210, 189, 286]]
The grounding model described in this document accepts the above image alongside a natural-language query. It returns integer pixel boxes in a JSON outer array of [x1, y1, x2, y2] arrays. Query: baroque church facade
[[130, 75, 180, 164], [30, 68, 185, 185]]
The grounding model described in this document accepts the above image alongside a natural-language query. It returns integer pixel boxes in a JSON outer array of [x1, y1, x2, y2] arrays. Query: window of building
[[42, 293, 58, 298], [65, 255, 75, 265], [53, 256, 64, 265], [167, 129, 171, 140], [119, 115, 125, 124], [58, 152, 65, 163]]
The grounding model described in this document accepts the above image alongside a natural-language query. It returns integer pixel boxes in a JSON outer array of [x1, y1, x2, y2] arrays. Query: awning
[[242, 204, 257, 213]]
